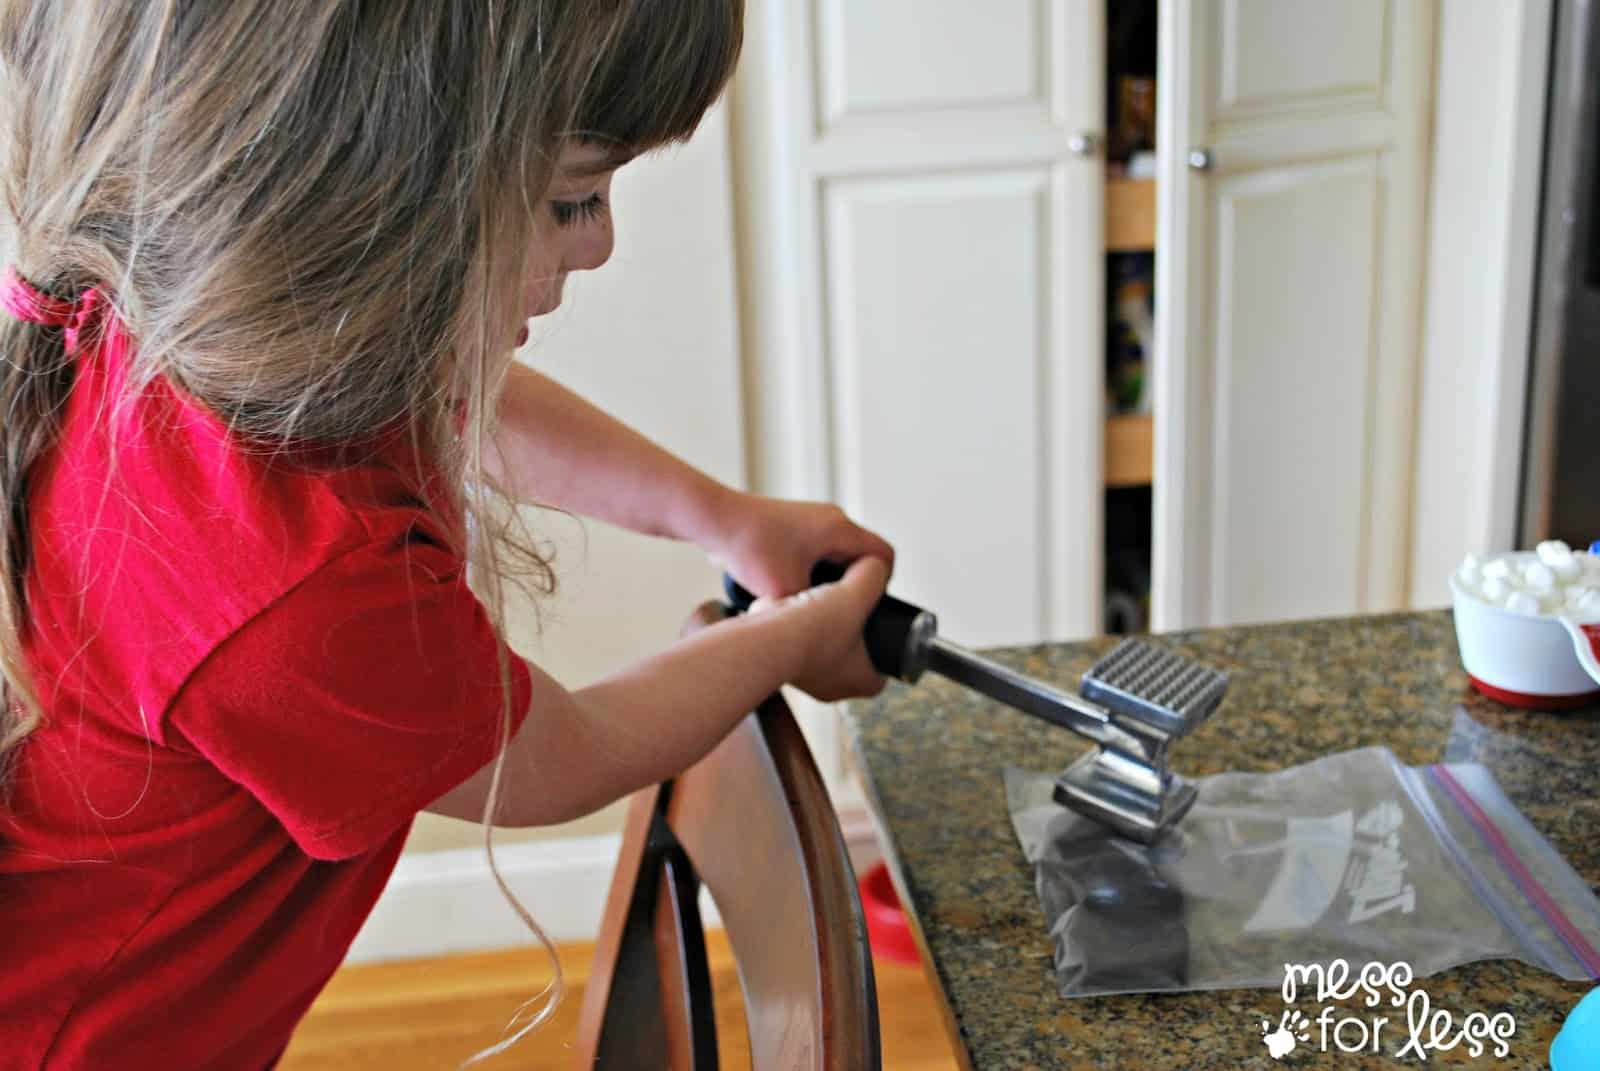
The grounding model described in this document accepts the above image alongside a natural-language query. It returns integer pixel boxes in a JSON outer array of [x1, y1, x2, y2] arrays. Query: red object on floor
[[1467, 674, 1600, 711], [859, 861, 920, 966]]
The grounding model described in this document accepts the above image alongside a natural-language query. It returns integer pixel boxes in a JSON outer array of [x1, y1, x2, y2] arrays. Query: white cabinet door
[[1152, 0, 1434, 629], [733, 0, 1106, 645], [733, 0, 1108, 800]]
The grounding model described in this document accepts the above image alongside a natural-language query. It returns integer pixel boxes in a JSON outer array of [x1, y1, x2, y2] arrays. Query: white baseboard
[[344, 832, 624, 965], [345, 804, 886, 966]]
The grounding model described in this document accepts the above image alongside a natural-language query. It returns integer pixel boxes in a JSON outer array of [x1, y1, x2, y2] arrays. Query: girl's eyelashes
[[549, 192, 607, 228]]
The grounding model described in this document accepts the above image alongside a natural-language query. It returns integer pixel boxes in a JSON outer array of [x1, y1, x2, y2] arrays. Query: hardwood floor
[[279, 931, 963, 1070]]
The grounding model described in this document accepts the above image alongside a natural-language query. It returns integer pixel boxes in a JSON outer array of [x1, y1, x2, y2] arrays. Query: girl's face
[[515, 142, 627, 345]]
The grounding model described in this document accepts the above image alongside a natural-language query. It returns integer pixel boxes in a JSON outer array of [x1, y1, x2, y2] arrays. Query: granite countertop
[[847, 611, 1599, 1070]]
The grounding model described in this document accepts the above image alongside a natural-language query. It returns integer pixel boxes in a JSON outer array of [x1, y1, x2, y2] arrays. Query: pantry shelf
[[1106, 177, 1156, 252], [1105, 412, 1153, 487]]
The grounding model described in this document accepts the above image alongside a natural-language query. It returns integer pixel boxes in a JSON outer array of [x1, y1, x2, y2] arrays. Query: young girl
[[0, 2, 893, 1067]]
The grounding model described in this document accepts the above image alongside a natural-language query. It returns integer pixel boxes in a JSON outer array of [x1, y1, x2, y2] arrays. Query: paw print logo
[[1261, 1010, 1311, 1059]]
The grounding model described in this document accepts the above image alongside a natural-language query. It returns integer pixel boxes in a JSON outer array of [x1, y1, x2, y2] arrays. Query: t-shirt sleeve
[[165, 513, 533, 862]]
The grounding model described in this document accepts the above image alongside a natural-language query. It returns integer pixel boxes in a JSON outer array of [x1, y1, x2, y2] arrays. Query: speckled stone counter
[[847, 612, 1599, 1069]]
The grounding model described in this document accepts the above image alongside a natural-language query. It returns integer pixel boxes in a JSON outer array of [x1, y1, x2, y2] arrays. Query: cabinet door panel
[[1155, 0, 1432, 628], [1210, 157, 1380, 624], [818, 0, 1044, 122], [1217, 0, 1388, 113], [826, 170, 1052, 645]]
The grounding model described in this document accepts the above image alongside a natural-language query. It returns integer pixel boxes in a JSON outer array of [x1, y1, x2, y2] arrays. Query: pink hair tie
[[2, 267, 78, 328]]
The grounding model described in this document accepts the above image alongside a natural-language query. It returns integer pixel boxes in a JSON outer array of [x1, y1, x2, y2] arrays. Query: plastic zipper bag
[[1005, 746, 1600, 997]]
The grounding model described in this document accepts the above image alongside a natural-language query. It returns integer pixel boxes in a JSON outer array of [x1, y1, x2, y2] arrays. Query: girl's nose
[[567, 220, 614, 272]]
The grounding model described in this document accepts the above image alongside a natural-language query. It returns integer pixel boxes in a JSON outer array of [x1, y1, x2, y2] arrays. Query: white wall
[[401, 101, 747, 856], [1409, 0, 1551, 608]]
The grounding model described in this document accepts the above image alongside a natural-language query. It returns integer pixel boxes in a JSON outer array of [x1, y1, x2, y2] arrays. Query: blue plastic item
[[1552, 985, 1600, 1070], [1590, 540, 1600, 556]]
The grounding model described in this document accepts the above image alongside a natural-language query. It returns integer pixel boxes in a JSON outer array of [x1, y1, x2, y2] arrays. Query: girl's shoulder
[[25, 325, 462, 745], [19, 323, 524, 866]]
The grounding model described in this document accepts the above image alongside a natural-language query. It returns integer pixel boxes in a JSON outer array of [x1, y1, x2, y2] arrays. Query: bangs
[[571, 0, 743, 153]]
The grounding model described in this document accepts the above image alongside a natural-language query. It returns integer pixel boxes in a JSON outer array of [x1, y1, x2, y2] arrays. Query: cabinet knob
[[1068, 131, 1102, 158], [1187, 147, 1214, 172]]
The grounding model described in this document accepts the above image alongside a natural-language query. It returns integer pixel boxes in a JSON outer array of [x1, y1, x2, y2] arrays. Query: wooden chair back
[[573, 601, 882, 1069]]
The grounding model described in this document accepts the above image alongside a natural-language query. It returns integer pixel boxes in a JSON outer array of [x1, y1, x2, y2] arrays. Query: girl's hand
[[749, 555, 891, 702], [712, 491, 896, 600]]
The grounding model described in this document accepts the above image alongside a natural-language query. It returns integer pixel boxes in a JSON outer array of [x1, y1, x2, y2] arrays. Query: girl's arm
[[425, 556, 889, 826], [488, 362, 895, 597], [488, 361, 732, 547]]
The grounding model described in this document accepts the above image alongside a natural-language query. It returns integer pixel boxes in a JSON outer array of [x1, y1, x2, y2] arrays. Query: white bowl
[[1450, 552, 1600, 707]]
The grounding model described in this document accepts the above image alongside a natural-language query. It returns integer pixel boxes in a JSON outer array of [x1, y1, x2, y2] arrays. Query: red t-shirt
[[0, 291, 532, 1068]]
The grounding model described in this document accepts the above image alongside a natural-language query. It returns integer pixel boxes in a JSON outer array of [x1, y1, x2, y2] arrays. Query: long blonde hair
[[0, 0, 741, 1059]]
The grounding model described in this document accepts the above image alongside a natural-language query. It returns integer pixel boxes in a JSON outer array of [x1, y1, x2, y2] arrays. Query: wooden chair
[[572, 601, 882, 1069]]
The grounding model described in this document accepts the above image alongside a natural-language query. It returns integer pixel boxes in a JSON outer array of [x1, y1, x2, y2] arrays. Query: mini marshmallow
[[1457, 559, 1482, 587], [1573, 588, 1600, 616], [1537, 539, 1573, 562], [1522, 560, 1557, 592], [1505, 591, 1542, 615], [1564, 585, 1593, 609], [1481, 576, 1511, 603], [1482, 558, 1514, 582]]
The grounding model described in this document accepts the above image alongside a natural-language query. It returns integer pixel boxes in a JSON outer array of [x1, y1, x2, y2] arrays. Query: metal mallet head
[[1054, 638, 1229, 843]]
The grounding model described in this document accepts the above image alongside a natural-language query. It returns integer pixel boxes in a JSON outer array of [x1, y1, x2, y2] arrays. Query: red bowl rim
[[1468, 673, 1600, 711]]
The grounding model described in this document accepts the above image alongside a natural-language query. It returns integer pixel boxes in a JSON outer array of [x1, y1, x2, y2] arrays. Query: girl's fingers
[[825, 528, 895, 580], [841, 555, 891, 608]]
